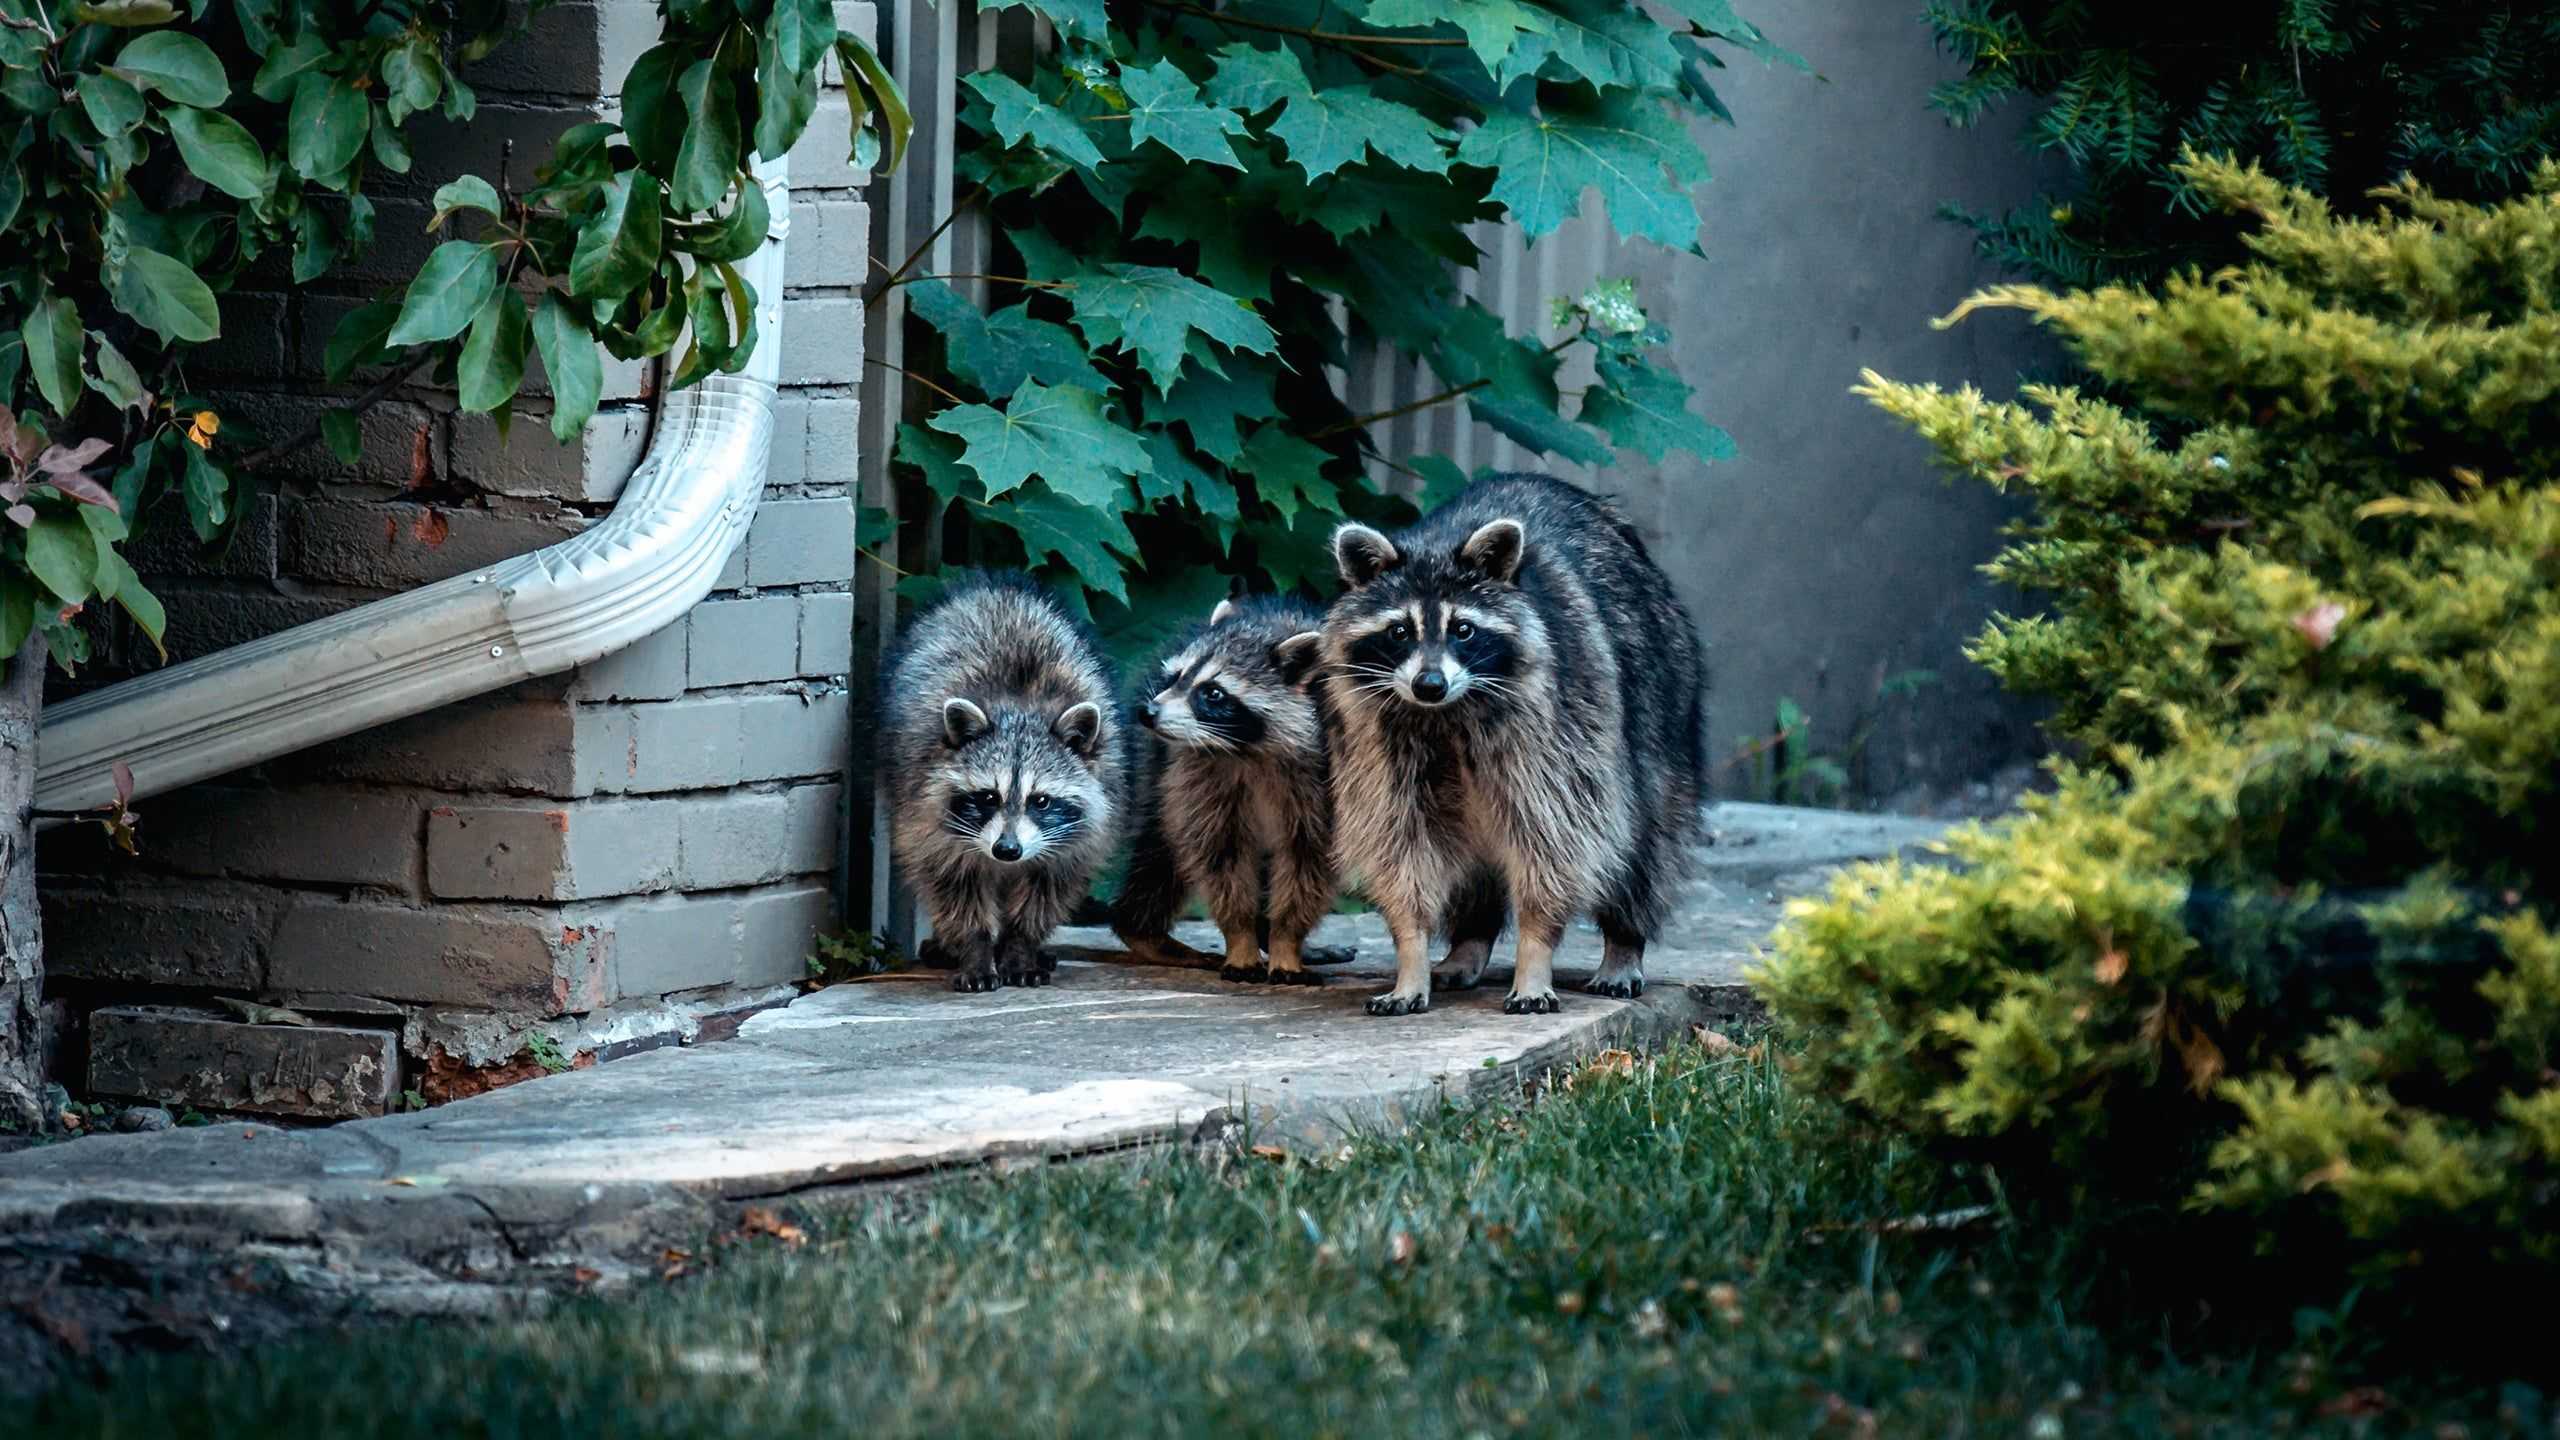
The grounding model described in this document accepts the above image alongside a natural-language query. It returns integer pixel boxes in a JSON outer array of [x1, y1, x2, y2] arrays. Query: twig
[[862, 185, 987, 308], [864, 355, 969, 408], [235, 353, 438, 475], [1142, 0, 1429, 75], [878, 272, 1068, 292], [1317, 336, 1577, 437], [856, 544, 911, 577]]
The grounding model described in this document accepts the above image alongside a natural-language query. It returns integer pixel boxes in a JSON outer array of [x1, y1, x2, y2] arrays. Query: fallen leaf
[[1388, 1230, 1416, 1266], [1692, 1027, 1739, 1056], [2094, 948, 2129, 986], [1582, 1048, 1638, 1080], [185, 410, 220, 449], [738, 1206, 808, 1246], [1250, 1143, 1289, 1162], [2292, 600, 2347, 651], [572, 1267, 604, 1286]]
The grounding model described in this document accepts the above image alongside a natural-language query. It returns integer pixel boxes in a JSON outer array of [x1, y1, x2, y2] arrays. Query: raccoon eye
[[1388, 622, 1412, 643], [1029, 792, 1052, 811], [1451, 619, 1476, 640], [1199, 683, 1226, 704], [971, 789, 999, 808]]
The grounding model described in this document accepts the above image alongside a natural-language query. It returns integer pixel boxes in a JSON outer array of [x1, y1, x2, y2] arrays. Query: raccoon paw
[[1000, 963, 1052, 988], [1583, 973, 1645, 999], [1366, 990, 1430, 1017], [1262, 966, 1322, 987], [1218, 959, 1268, 984], [1301, 944, 1357, 968], [952, 965, 1004, 994], [1502, 990, 1561, 1015], [1430, 963, 1486, 992]]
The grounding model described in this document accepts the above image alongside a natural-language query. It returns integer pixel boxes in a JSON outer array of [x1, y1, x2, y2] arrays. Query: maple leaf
[[1120, 59, 1250, 170], [929, 379, 1153, 504]]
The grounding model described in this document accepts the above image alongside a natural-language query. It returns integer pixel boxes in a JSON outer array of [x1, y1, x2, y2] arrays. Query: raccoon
[[1319, 473, 1708, 1017], [1111, 595, 1339, 984], [881, 571, 1128, 992]]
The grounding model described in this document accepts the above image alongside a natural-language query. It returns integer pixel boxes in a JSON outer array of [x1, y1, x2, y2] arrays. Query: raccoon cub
[[1112, 596, 1340, 984], [1319, 473, 1708, 1017], [881, 571, 1128, 993]]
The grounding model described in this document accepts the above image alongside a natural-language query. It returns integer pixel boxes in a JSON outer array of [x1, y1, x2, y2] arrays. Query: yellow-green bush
[[1755, 156, 2560, 1297]]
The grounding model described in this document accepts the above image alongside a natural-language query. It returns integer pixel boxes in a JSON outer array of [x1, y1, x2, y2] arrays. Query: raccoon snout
[[990, 835, 1024, 862], [1138, 698, 1160, 730], [1411, 670, 1450, 703]]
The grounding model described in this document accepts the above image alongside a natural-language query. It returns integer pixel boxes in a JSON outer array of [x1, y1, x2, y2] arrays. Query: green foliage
[[887, 0, 1768, 655], [1925, 1, 2560, 287], [0, 0, 904, 677], [1756, 158, 2560, 1310]]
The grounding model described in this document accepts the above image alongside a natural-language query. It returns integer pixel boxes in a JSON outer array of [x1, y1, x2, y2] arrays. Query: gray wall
[[1609, 0, 2057, 811]]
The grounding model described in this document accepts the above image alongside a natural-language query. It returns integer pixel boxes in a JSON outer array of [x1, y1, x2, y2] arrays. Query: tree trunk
[[0, 633, 48, 1132]]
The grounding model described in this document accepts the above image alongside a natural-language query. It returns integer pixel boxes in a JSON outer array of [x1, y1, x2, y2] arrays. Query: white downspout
[[33, 160, 793, 817]]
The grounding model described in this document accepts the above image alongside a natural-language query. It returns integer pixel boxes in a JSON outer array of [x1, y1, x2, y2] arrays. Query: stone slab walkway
[[0, 802, 1943, 1385]]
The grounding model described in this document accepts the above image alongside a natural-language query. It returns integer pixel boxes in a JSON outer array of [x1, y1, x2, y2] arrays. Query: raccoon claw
[[1218, 961, 1267, 984], [1502, 991, 1561, 1015], [1583, 974, 1644, 999], [1002, 965, 1051, 988], [953, 967, 1003, 994], [1302, 944, 1357, 968], [1430, 966, 1485, 992], [1366, 991, 1430, 1016], [1263, 966, 1321, 987]]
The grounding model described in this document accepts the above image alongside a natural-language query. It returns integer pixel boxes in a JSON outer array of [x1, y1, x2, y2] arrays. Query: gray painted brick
[[286, 500, 587, 588], [747, 497, 856, 586], [427, 799, 679, 901], [125, 492, 282, 581], [788, 93, 871, 192], [307, 698, 585, 795], [620, 696, 744, 793], [605, 891, 744, 998], [801, 395, 860, 485], [152, 587, 371, 666], [269, 898, 610, 1013], [88, 1009, 399, 1119], [737, 882, 836, 987], [799, 591, 855, 676], [450, 400, 652, 501], [784, 196, 870, 291], [386, 102, 607, 201], [39, 885, 282, 990], [687, 595, 803, 689], [572, 619, 689, 701], [194, 292, 292, 380], [738, 689, 851, 782], [766, 391, 811, 487], [463, 0, 610, 93], [218, 391, 445, 489], [713, 542, 748, 592], [143, 787, 420, 891], [783, 782, 843, 875], [780, 297, 864, 385], [677, 791, 789, 889]]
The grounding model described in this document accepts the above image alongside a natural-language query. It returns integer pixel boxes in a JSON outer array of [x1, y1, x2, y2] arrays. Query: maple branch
[[862, 184, 987, 308], [1317, 335, 1579, 437], [237, 352, 439, 475], [865, 355, 970, 408], [1141, 0, 1432, 75], [878, 272, 1070, 292]]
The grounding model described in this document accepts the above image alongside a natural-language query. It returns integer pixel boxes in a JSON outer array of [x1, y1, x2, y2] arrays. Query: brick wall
[[39, 1, 874, 1107]]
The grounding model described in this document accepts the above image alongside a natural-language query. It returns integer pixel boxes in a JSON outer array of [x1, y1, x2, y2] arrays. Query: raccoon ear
[[1271, 630, 1324, 686], [941, 697, 991, 749], [1210, 597, 1238, 626], [1333, 523, 1401, 586], [1458, 517, 1526, 583], [1052, 701, 1104, 757]]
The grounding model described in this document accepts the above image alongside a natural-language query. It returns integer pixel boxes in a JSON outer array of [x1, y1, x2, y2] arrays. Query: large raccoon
[[1111, 595, 1339, 984], [881, 571, 1128, 992], [1319, 473, 1708, 1016]]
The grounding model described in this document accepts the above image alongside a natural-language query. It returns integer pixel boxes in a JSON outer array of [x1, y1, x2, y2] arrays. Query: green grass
[[32, 1039, 2542, 1438]]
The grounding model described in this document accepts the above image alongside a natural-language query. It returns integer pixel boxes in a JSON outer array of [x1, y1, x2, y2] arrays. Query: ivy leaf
[[673, 52, 747, 212], [77, 71, 147, 135], [1580, 352, 1735, 464], [90, 337, 148, 412], [251, 34, 330, 104], [387, 241, 501, 346], [457, 288, 531, 413], [19, 291, 82, 418], [533, 293, 602, 442], [1120, 60, 1250, 170], [167, 108, 272, 200], [1269, 89, 1453, 181], [287, 70, 372, 181], [325, 298, 402, 381], [1154, 359, 1279, 464], [1359, 0, 1552, 71], [181, 436, 227, 540], [963, 72, 1104, 169], [106, 244, 221, 344], [1236, 425, 1338, 523], [989, 482, 1138, 602], [113, 30, 230, 108], [621, 44, 690, 174], [1205, 42, 1312, 115], [570, 173, 664, 299], [929, 379, 1153, 503], [322, 409, 363, 465], [431, 176, 503, 228], [907, 280, 1110, 396], [117, 570, 167, 653], [898, 422, 982, 506], [1457, 97, 1706, 247], [382, 37, 444, 123], [1433, 305, 1612, 464], [1066, 263, 1277, 394], [25, 515, 99, 606]]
